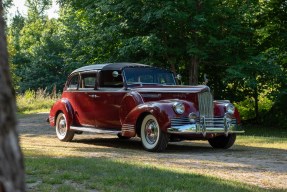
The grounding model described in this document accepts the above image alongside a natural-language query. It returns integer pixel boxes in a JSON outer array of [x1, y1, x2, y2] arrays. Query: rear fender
[[49, 98, 74, 129]]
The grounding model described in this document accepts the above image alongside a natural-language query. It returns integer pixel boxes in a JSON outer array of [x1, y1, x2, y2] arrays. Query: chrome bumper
[[167, 116, 244, 136]]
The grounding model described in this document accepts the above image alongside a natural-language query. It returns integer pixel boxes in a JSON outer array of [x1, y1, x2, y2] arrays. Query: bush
[[16, 89, 59, 114], [235, 91, 287, 129], [234, 95, 273, 121], [263, 92, 287, 129]]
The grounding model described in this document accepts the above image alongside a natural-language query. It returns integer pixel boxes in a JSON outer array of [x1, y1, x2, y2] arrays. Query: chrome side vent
[[198, 91, 213, 118]]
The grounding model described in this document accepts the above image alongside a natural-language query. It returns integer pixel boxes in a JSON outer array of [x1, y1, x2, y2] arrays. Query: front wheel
[[208, 134, 236, 149], [55, 113, 74, 142], [140, 115, 168, 152]]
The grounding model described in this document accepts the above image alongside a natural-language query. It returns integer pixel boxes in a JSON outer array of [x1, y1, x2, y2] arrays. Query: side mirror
[[112, 71, 119, 78]]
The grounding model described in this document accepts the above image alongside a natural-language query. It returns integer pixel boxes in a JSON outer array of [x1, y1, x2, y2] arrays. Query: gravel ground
[[18, 113, 287, 190]]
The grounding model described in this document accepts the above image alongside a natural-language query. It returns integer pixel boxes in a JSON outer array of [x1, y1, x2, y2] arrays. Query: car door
[[92, 70, 127, 129], [72, 71, 126, 129], [71, 71, 100, 127]]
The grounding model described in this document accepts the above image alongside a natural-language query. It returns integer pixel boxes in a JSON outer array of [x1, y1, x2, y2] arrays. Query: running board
[[70, 126, 120, 135]]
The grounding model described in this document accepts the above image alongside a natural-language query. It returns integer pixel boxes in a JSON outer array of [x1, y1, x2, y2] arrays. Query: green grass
[[21, 128, 287, 191], [243, 125, 287, 138], [25, 157, 281, 192], [236, 125, 287, 149], [17, 95, 287, 191]]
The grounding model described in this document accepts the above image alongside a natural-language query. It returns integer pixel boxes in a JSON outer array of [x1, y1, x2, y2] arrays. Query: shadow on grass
[[69, 136, 287, 174], [72, 136, 285, 154], [73, 136, 214, 152], [25, 157, 282, 192]]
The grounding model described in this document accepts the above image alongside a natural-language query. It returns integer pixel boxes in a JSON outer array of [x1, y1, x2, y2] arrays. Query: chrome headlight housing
[[173, 102, 185, 114], [225, 103, 235, 115]]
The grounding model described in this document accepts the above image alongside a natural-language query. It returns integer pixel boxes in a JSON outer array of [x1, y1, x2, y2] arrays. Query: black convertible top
[[72, 63, 150, 73]]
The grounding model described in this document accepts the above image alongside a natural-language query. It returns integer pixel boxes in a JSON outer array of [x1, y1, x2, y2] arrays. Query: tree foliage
[[7, 0, 287, 127]]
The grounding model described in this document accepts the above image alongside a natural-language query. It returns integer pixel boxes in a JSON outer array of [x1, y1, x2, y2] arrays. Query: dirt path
[[18, 113, 287, 190]]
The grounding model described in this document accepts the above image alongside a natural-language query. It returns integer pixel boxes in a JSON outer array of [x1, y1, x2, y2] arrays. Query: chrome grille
[[199, 118, 237, 128], [171, 117, 193, 126], [198, 91, 213, 118]]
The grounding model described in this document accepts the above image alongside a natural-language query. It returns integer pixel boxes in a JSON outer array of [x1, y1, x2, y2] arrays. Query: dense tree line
[[7, 0, 287, 127]]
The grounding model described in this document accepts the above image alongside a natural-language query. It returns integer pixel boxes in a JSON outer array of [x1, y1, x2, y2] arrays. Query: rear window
[[99, 70, 123, 88]]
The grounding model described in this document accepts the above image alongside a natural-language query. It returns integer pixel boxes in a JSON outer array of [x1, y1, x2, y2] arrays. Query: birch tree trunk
[[0, 1, 26, 191]]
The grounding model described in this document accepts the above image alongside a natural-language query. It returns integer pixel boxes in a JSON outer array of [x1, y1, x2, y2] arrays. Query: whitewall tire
[[140, 115, 168, 152], [55, 113, 74, 142]]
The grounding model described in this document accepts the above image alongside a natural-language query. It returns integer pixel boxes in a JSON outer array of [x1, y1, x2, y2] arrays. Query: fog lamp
[[188, 112, 197, 123]]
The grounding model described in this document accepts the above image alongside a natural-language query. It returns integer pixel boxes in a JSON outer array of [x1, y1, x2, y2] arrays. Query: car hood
[[131, 85, 210, 93]]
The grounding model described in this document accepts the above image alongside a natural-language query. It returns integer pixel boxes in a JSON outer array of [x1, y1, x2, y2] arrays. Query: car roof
[[72, 63, 150, 73]]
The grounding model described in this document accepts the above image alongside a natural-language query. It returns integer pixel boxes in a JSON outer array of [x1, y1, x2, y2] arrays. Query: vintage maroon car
[[48, 63, 243, 152]]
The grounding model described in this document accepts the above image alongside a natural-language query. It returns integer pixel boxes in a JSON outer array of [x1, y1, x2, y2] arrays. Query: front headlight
[[225, 103, 235, 115], [173, 102, 185, 114]]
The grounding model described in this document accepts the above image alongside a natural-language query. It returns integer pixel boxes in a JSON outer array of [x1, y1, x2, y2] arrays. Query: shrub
[[234, 95, 273, 121], [16, 89, 59, 114], [263, 92, 287, 128]]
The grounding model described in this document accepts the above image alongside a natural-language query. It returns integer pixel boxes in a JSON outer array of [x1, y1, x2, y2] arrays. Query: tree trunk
[[254, 85, 259, 123], [0, 1, 26, 191], [189, 56, 199, 85], [188, 0, 202, 86]]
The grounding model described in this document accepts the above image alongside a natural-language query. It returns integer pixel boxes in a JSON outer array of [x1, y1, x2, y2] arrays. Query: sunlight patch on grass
[[237, 135, 287, 149]]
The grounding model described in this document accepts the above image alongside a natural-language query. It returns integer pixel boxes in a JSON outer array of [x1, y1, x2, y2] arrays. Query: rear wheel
[[140, 115, 168, 152], [208, 134, 236, 149], [55, 113, 74, 142]]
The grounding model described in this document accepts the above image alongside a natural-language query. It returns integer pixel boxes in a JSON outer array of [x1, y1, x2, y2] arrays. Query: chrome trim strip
[[70, 126, 120, 135], [121, 124, 135, 134]]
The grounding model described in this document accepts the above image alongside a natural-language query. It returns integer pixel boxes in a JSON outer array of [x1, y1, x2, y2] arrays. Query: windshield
[[124, 67, 176, 86]]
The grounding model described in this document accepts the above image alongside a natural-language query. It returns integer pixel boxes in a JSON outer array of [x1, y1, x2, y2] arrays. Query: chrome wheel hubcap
[[58, 117, 67, 135], [144, 119, 159, 144]]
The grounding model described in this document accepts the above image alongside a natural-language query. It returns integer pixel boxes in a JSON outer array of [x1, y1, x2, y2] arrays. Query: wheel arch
[[135, 112, 150, 137], [50, 98, 74, 129]]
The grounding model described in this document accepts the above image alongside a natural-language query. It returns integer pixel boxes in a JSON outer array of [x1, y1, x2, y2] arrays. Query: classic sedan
[[48, 63, 244, 152]]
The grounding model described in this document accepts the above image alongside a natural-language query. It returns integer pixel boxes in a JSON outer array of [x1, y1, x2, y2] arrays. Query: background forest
[[4, 0, 287, 128]]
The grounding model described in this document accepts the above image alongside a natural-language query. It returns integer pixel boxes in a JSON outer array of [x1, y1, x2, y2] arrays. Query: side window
[[67, 75, 79, 90], [80, 73, 97, 89], [99, 70, 123, 88]]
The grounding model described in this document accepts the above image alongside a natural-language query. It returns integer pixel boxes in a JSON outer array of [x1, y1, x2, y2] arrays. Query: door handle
[[88, 94, 99, 98]]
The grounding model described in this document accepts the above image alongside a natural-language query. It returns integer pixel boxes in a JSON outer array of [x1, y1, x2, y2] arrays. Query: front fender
[[122, 100, 196, 135], [214, 100, 241, 124], [49, 98, 74, 129], [119, 91, 144, 124]]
